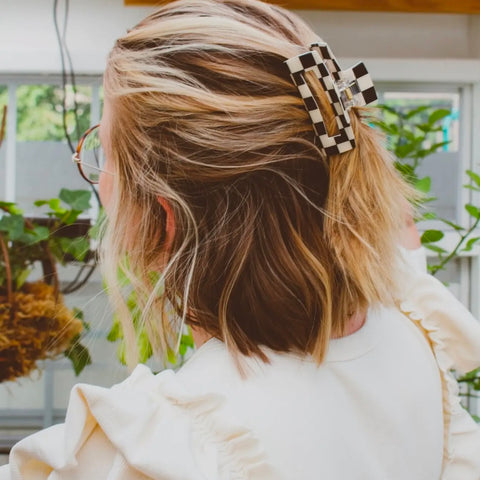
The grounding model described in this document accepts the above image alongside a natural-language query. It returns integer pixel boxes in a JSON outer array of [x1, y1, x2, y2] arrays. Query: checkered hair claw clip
[[284, 42, 377, 156]]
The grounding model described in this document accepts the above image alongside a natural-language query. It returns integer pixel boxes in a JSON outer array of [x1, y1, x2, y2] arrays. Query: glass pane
[[0, 375, 45, 410], [16, 84, 91, 142], [53, 281, 129, 410], [379, 89, 462, 223], [383, 92, 460, 152], [14, 84, 94, 213]]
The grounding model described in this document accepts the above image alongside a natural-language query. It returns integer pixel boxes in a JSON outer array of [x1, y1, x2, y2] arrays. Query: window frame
[[1, 68, 480, 437]]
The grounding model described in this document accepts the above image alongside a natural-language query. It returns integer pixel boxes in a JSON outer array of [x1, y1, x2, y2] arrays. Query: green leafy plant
[[0, 189, 92, 289], [373, 104, 450, 200], [0, 188, 93, 376], [64, 308, 92, 376], [374, 104, 480, 275], [105, 268, 194, 369], [375, 104, 480, 417], [0, 85, 90, 142]]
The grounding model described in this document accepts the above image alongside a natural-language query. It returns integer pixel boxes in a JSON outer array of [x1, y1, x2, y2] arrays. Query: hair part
[[101, 0, 414, 368]]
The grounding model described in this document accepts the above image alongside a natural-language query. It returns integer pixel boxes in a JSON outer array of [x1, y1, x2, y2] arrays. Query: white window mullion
[[470, 81, 480, 319], [459, 85, 473, 228], [5, 83, 17, 202]]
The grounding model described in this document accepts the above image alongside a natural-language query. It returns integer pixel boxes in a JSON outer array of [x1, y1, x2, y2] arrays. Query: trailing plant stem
[[430, 216, 480, 275]]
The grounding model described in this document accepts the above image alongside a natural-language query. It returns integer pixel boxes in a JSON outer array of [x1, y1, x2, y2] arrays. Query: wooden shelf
[[124, 0, 480, 14]]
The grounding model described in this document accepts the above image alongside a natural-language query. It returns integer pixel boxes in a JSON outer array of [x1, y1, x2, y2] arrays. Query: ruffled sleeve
[[398, 271, 480, 375], [397, 269, 480, 477], [0, 364, 277, 480]]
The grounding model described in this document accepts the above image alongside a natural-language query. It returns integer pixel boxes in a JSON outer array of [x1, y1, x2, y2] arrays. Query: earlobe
[[157, 196, 175, 249]]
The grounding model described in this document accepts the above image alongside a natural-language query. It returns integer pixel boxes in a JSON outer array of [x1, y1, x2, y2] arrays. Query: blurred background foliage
[[0, 85, 91, 142]]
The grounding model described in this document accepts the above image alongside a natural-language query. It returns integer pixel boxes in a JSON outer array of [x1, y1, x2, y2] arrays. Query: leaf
[[420, 212, 437, 221], [465, 204, 480, 219], [48, 198, 64, 212], [428, 109, 450, 126], [371, 120, 399, 135], [463, 237, 480, 252], [466, 170, 480, 188], [181, 331, 195, 349], [58, 236, 90, 261], [394, 162, 416, 181], [402, 130, 416, 141], [414, 176, 431, 194], [117, 342, 127, 365], [463, 185, 480, 192], [0, 215, 25, 241], [16, 268, 31, 289], [405, 105, 430, 119], [458, 367, 480, 382], [424, 244, 447, 254], [0, 201, 23, 215], [378, 104, 399, 116], [422, 141, 450, 156], [59, 189, 91, 212], [58, 209, 83, 226], [107, 320, 123, 342], [20, 225, 49, 245], [394, 143, 416, 159], [73, 307, 90, 332], [421, 229, 444, 244], [64, 339, 92, 376], [166, 348, 177, 365], [138, 330, 153, 363], [441, 219, 464, 232], [179, 343, 187, 356]]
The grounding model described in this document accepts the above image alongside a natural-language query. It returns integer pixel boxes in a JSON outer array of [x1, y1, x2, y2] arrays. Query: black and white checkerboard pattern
[[311, 42, 342, 81], [284, 43, 377, 157]]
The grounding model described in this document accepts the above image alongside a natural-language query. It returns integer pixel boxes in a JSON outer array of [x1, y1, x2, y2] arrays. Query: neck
[[191, 325, 213, 348], [190, 310, 367, 348], [331, 310, 367, 339]]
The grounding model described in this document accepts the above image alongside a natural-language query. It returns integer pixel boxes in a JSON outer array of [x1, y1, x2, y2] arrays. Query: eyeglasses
[[72, 124, 113, 185]]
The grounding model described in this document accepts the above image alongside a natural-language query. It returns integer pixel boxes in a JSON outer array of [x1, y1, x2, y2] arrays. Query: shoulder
[[397, 270, 480, 374], [6, 364, 277, 480]]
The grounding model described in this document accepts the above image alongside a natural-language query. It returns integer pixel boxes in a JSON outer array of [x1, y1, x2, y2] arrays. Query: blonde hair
[[102, 0, 412, 367]]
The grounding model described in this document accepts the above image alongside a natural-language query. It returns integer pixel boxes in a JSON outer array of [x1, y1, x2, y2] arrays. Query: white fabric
[[1, 261, 480, 478], [399, 244, 428, 273]]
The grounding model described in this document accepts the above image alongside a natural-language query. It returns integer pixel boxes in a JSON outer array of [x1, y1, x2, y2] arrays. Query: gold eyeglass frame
[[72, 124, 113, 185]]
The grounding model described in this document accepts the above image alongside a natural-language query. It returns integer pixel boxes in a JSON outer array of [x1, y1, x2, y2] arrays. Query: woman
[[2, 0, 480, 478]]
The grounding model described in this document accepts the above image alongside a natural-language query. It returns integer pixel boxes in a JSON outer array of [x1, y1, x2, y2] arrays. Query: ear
[[157, 196, 175, 249]]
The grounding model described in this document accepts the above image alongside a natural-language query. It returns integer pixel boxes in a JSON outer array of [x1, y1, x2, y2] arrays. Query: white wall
[[0, 0, 479, 75], [0, 0, 154, 74], [295, 10, 477, 60]]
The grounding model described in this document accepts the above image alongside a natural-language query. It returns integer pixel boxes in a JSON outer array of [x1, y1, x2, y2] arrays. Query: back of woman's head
[[102, 0, 412, 366]]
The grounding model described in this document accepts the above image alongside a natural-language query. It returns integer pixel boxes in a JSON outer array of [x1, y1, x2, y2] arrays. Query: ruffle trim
[[9, 364, 277, 480], [161, 381, 278, 479], [397, 272, 480, 468]]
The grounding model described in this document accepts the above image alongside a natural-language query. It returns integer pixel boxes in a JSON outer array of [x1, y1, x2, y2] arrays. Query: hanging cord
[[53, 0, 76, 153], [52, 0, 99, 293], [61, 0, 81, 141], [53, 0, 101, 207]]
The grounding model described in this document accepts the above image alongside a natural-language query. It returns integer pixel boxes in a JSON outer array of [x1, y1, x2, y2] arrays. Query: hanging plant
[[0, 189, 93, 381]]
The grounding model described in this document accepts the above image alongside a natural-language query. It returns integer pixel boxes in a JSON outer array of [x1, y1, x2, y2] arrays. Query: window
[[1, 75, 480, 438], [0, 79, 102, 211], [0, 76, 127, 444], [376, 83, 480, 309]]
